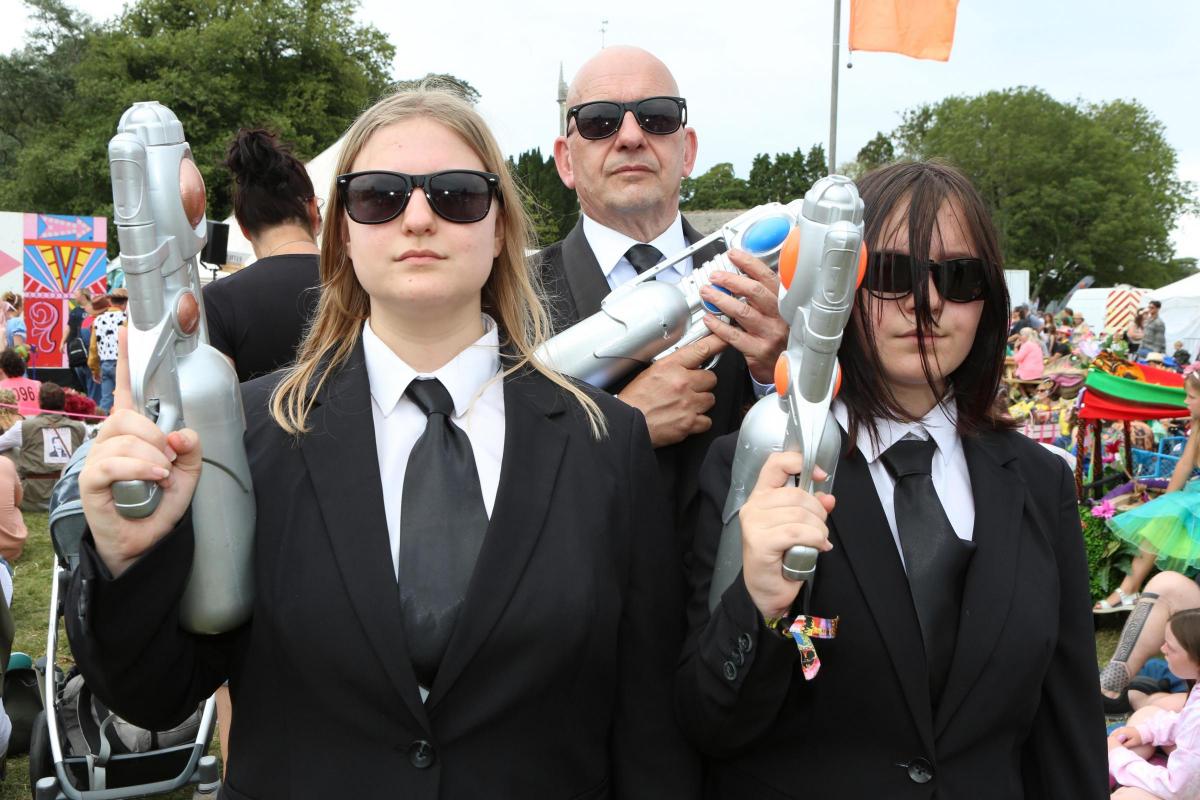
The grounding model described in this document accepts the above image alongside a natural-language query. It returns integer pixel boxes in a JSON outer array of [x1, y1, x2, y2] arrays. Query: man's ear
[[553, 136, 576, 189], [681, 127, 698, 178]]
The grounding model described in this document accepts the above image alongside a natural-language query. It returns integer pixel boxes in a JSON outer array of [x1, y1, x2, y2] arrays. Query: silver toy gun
[[108, 101, 256, 634], [708, 176, 865, 611], [536, 202, 802, 389]]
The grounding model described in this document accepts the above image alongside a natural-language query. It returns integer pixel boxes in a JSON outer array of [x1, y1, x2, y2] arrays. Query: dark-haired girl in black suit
[[676, 161, 1107, 799]]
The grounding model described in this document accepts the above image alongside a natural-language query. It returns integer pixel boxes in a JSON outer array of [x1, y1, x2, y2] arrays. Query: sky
[[2, 0, 1197, 263]]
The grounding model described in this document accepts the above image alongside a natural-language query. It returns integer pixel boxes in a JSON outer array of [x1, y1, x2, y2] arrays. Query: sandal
[[1094, 589, 1140, 614]]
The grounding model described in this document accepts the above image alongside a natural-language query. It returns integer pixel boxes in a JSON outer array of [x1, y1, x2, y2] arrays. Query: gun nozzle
[[856, 242, 869, 290]]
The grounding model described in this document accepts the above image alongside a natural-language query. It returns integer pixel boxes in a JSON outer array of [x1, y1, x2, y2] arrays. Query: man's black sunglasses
[[566, 96, 687, 140], [336, 169, 502, 225], [864, 252, 990, 303]]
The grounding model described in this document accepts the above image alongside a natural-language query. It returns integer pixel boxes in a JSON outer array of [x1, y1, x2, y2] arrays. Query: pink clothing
[[0, 456, 26, 561], [1109, 683, 1200, 800], [0, 376, 41, 416], [1014, 340, 1044, 381]]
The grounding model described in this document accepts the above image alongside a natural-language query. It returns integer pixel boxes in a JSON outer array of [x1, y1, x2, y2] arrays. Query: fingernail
[[154, 467, 170, 479], [165, 446, 178, 462]]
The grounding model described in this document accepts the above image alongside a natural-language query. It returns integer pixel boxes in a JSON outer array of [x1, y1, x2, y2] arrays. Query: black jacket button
[[906, 757, 933, 784], [408, 739, 436, 769], [722, 660, 738, 681], [737, 632, 754, 652], [730, 649, 745, 667]]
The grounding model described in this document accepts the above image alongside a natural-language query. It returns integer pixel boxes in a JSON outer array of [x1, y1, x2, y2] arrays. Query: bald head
[[567, 47, 680, 109], [555, 47, 697, 242]]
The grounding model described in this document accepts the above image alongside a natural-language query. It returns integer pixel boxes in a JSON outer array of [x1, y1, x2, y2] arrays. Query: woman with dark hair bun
[[202, 127, 322, 383], [677, 160, 1106, 797]]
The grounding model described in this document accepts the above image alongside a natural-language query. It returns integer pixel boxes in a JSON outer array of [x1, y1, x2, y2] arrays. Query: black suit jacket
[[535, 218, 756, 538], [65, 342, 699, 799], [675, 429, 1107, 799]]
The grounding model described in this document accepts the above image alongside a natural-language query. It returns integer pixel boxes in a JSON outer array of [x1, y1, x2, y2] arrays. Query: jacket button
[[722, 660, 737, 681], [737, 632, 754, 653], [408, 739, 436, 769], [906, 757, 933, 784], [730, 649, 745, 667]]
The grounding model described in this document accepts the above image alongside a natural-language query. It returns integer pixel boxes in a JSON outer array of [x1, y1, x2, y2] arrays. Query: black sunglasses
[[336, 169, 502, 225], [566, 96, 687, 140], [864, 252, 990, 303]]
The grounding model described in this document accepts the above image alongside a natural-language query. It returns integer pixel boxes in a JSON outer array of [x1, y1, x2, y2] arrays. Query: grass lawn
[[0, 511, 1124, 799]]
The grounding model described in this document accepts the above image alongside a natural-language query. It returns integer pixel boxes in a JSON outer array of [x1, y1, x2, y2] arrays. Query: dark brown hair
[[0, 348, 25, 378], [39, 382, 65, 411], [224, 128, 316, 238], [840, 160, 1012, 446], [1168, 608, 1200, 665]]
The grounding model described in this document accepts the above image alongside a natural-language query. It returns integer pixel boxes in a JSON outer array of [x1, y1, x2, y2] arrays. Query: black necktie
[[625, 243, 664, 274], [399, 378, 489, 689], [879, 437, 975, 707]]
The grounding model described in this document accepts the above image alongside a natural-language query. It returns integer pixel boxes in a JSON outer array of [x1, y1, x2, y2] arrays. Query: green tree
[[680, 162, 750, 210], [0, 0, 395, 227], [851, 131, 895, 177], [508, 147, 578, 245], [893, 87, 1197, 299]]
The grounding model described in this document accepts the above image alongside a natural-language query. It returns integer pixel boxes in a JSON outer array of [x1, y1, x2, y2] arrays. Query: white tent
[[1149, 272, 1200, 359], [220, 135, 345, 269]]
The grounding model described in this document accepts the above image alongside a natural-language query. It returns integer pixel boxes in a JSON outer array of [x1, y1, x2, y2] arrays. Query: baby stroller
[[28, 440, 221, 799]]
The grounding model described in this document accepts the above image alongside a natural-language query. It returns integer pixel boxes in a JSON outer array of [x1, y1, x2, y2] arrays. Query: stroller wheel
[[27, 710, 53, 800]]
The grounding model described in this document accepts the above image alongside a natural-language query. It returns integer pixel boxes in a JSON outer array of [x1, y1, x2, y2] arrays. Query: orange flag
[[849, 0, 959, 62]]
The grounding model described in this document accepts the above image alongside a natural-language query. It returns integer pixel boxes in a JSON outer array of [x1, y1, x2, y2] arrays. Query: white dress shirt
[[361, 316, 505, 581], [582, 213, 693, 288], [833, 400, 976, 568]]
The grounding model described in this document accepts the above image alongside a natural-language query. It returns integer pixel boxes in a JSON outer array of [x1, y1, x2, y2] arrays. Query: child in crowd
[[1173, 342, 1191, 368], [1109, 608, 1200, 799], [1098, 368, 1200, 611]]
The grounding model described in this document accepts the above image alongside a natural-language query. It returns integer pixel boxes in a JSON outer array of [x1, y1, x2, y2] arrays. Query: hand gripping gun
[[535, 202, 803, 390], [708, 176, 866, 611], [108, 101, 255, 634]]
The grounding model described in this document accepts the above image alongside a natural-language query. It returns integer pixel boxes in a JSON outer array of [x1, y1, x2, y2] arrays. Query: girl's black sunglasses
[[336, 169, 502, 225], [864, 252, 990, 303]]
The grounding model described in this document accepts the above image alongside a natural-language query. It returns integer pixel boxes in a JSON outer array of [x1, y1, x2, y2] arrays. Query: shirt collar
[[361, 314, 501, 419], [581, 213, 689, 280], [833, 399, 961, 468]]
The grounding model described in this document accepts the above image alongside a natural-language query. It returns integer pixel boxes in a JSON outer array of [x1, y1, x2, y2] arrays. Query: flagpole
[[829, 0, 841, 174]]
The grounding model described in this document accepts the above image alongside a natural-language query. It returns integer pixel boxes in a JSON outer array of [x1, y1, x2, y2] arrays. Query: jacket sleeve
[[673, 433, 801, 758], [1020, 458, 1109, 799], [610, 409, 702, 798], [64, 510, 244, 731]]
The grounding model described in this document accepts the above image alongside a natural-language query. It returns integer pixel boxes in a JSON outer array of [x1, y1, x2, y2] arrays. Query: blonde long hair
[[269, 88, 605, 437]]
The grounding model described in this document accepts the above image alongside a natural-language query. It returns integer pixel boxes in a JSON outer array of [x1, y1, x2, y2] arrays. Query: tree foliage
[[679, 145, 828, 212], [507, 148, 578, 245], [891, 87, 1197, 299], [0, 0, 395, 225]]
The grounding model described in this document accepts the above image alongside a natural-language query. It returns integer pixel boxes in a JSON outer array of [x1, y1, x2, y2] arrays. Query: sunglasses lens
[[575, 102, 623, 139], [636, 98, 684, 134], [866, 253, 914, 299], [938, 258, 988, 302], [427, 172, 494, 223], [345, 173, 410, 224]]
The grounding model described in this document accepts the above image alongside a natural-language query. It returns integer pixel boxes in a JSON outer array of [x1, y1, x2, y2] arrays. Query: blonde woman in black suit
[[67, 88, 698, 799]]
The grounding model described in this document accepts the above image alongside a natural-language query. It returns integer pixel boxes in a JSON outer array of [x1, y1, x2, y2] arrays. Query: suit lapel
[[560, 219, 612, 319], [426, 370, 568, 709], [934, 432, 1024, 734], [830, 444, 935, 755], [299, 340, 431, 734]]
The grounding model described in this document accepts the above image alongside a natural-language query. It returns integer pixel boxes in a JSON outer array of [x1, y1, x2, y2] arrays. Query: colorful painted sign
[[0, 212, 108, 369]]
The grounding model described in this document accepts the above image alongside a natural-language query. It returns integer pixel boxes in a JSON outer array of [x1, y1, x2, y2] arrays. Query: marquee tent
[[1148, 271, 1200, 358]]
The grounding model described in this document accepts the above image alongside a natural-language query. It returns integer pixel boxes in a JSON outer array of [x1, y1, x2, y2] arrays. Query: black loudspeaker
[[200, 221, 229, 265]]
